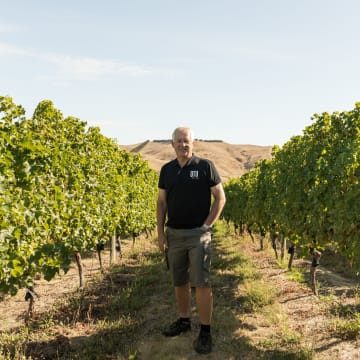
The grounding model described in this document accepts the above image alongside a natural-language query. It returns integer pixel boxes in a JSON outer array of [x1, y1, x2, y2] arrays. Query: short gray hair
[[172, 127, 194, 142]]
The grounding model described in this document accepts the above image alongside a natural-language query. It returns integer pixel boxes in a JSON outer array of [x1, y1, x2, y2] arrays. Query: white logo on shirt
[[189, 170, 199, 179]]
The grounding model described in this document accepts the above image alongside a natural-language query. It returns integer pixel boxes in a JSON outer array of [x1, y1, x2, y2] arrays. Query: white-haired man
[[157, 126, 226, 354]]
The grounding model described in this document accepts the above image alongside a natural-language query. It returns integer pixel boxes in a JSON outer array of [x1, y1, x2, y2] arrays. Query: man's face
[[172, 130, 193, 160]]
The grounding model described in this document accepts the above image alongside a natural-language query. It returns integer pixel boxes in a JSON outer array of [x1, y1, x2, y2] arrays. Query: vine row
[[0, 96, 158, 296], [223, 102, 360, 279]]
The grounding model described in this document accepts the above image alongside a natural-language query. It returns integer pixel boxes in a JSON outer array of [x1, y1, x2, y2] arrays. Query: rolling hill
[[119, 140, 273, 181]]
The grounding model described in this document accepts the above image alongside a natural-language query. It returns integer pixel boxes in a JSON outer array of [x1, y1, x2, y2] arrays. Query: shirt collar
[[176, 153, 197, 168]]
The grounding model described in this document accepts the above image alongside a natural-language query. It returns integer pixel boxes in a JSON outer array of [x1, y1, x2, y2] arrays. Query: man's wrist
[[201, 223, 211, 231]]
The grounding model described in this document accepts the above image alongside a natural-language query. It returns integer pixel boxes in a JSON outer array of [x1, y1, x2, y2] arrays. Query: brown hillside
[[119, 140, 273, 181]]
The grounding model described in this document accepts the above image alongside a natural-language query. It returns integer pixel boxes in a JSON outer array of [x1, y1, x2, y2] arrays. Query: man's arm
[[156, 188, 168, 253], [201, 183, 226, 230]]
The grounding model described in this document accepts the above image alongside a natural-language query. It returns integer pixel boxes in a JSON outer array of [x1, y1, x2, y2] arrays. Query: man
[[157, 127, 226, 354]]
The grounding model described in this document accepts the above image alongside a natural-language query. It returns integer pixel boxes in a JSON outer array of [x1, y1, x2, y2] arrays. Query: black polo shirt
[[158, 154, 221, 229]]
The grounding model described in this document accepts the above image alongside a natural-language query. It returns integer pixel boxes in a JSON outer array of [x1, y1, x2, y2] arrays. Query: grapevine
[[0, 96, 158, 295]]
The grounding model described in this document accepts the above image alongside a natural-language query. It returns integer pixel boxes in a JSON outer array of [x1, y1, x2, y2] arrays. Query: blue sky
[[1, 0, 359, 146]]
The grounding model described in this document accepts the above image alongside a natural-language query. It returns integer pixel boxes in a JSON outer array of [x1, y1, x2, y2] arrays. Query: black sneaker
[[162, 319, 191, 337], [193, 331, 212, 354]]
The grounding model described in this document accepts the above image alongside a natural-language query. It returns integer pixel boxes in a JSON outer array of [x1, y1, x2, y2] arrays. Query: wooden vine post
[[310, 248, 322, 295], [74, 252, 85, 288], [110, 231, 117, 265]]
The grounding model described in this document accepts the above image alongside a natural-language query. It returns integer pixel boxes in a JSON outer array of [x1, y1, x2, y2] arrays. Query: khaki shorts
[[166, 227, 212, 287]]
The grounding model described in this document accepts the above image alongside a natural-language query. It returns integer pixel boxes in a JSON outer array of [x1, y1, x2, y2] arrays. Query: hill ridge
[[119, 140, 273, 181]]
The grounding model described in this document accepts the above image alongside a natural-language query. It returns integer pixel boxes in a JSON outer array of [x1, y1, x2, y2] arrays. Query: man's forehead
[[175, 130, 191, 138]]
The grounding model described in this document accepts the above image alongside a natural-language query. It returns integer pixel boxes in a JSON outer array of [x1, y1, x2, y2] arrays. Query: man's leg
[[193, 286, 213, 354], [175, 283, 191, 317], [163, 283, 191, 336], [195, 286, 213, 325]]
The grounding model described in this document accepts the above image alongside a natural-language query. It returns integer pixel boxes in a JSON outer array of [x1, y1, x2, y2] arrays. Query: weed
[[258, 330, 313, 359], [0, 329, 30, 360], [280, 326, 302, 346], [331, 313, 360, 340], [286, 267, 306, 283], [240, 280, 276, 312], [259, 335, 278, 349]]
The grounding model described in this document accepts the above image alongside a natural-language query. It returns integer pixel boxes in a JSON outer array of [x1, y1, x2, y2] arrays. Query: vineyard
[[1, 97, 360, 359], [223, 102, 360, 293], [0, 96, 158, 298]]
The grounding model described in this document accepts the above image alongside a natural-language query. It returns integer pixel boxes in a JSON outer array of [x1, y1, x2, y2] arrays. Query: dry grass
[[1, 224, 360, 359], [119, 140, 273, 181]]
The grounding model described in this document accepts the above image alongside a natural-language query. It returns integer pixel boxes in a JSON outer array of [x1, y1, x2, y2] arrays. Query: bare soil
[[244, 244, 360, 360], [0, 251, 111, 331], [136, 239, 360, 360], [1, 237, 360, 359]]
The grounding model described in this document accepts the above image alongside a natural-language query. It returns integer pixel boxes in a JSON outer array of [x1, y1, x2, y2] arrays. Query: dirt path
[[243, 244, 360, 360], [1, 237, 360, 359], [136, 240, 360, 360], [0, 251, 111, 331], [134, 236, 360, 360]]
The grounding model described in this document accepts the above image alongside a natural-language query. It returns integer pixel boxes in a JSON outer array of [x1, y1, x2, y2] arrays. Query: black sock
[[180, 317, 190, 323], [200, 324, 210, 333]]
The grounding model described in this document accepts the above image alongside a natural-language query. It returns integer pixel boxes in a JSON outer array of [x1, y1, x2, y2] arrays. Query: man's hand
[[158, 233, 167, 253]]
